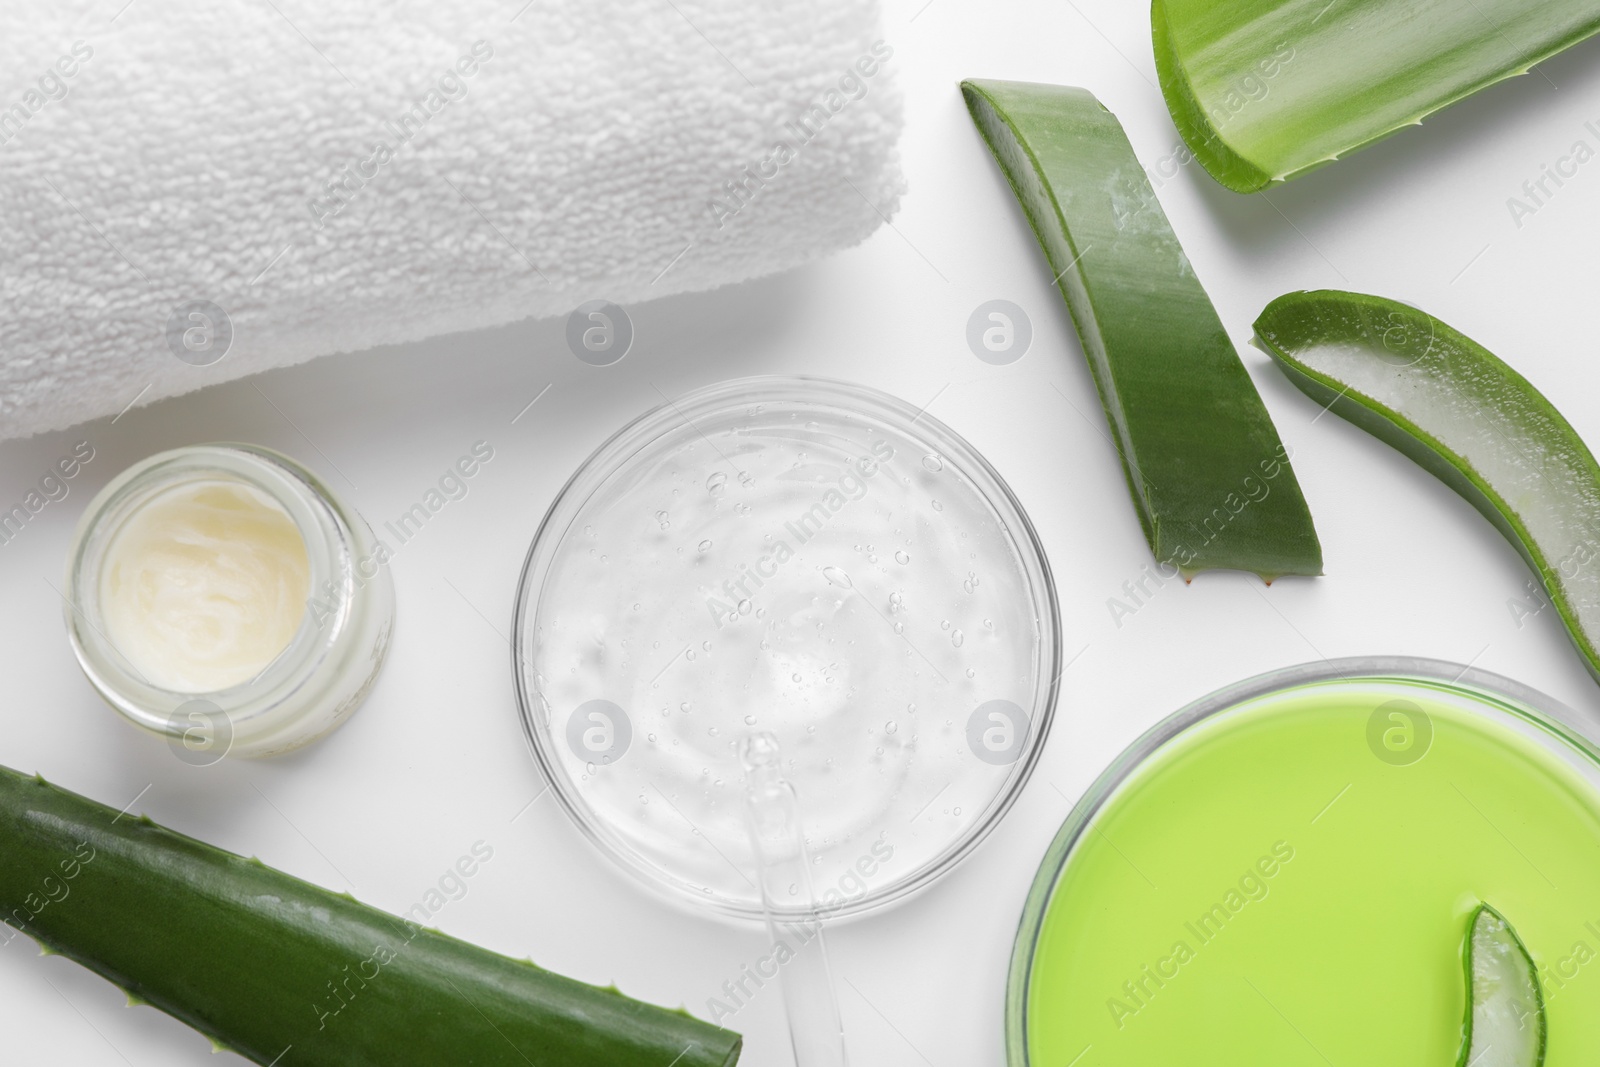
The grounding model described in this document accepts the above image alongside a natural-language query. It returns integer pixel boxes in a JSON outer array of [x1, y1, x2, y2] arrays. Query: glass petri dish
[[513, 377, 1060, 920], [1008, 658, 1600, 1065]]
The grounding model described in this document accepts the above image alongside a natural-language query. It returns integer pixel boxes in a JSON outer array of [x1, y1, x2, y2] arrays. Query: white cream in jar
[[66, 444, 394, 758], [98, 480, 311, 693]]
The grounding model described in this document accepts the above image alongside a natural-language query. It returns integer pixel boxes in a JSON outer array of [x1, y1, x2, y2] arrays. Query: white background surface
[[5, 1, 1600, 1064]]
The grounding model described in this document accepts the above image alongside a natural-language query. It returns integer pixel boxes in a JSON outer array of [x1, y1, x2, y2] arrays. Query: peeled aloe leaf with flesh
[[1459, 904, 1545, 1067], [1154, 0, 1600, 193], [962, 79, 1322, 580], [0, 766, 741, 1067], [1254, 290, 1600, 684]]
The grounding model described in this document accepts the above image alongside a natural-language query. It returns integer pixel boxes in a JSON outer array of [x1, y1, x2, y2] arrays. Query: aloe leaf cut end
[[1254, 290, 1600, 685], [962, 78, 1322, 581], [1460, 904, 1546, 1067], [1153, 0, 1600, 194], [1151, 0, 1278, 194]]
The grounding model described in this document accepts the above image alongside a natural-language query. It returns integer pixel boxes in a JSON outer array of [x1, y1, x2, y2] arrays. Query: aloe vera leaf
[[961, 79, 1322, 581], [1154, 0, 1600, 193], [1459, 904, 1546, 1067], [0, 767, 740, 1067], [1254, 290, 1600, 683]]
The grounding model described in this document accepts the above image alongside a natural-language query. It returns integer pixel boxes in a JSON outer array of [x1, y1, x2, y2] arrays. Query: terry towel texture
[[0, 0, 903, 439]]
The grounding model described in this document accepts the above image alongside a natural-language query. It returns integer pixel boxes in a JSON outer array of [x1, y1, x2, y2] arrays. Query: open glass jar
[[64, 444, 394, 760]]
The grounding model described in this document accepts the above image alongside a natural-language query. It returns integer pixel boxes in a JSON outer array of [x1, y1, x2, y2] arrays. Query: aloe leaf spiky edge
[[962, 78, 1322, 581], [1458, 904, 1546, 1067], [1254, 289, 1600, 686], [0, 766, 740, 1067], [1154, 0, 1600, 193]]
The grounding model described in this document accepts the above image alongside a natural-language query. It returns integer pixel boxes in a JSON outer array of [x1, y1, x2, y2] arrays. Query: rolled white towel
[[0, 0, 903, 439]]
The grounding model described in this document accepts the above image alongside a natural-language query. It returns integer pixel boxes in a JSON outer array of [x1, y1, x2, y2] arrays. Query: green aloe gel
[[1013, 670, 1600, 1065]]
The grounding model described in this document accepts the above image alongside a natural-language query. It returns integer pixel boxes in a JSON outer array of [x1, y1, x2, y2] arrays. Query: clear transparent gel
[[525, 388, 1053, 915]]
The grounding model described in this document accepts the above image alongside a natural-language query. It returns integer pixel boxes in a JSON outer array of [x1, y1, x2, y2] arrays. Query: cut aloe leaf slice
[[1460, 904, 1546, 1067], [0, 766, 742, 1066], [1254, 290, 1600, 683], [962, 79, 1322, 581], [1154, 0, 1600, 193]]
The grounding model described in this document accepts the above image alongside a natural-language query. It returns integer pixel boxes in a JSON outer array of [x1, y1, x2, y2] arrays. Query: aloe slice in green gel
[[962, 79, 1322, 581], [1253, 290, 1600, 685], [1460, 904, 1546, 1067], [1154, 0, 1600, 193]]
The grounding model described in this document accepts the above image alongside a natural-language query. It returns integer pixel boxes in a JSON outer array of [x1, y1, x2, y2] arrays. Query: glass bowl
[[513, 377, 1061, 920], [1007, 657, 1600, 1064]]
